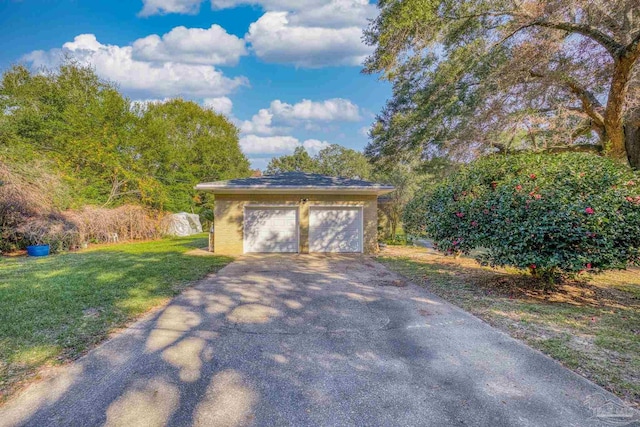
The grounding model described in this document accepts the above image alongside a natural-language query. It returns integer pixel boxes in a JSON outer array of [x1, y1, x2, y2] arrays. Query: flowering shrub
[[404, 153, 640, 282]]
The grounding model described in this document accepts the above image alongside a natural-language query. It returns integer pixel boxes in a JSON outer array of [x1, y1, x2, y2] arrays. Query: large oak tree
[[364, 0, 640, 168]]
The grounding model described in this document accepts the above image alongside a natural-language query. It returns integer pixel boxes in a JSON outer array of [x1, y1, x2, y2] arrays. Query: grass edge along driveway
[[0, 235, 232, 402], [378, 246, 640, 407]]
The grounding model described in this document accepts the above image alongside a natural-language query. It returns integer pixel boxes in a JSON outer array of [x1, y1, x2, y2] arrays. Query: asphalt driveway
[[1, 255, 637, 427]]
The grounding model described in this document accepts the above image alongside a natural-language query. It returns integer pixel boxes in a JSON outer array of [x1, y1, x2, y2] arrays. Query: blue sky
[[0, 0, 390, 170]]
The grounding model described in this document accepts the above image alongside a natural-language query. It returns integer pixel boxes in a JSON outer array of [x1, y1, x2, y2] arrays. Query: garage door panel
[[244, 208, 298, 253], [310, 210, 359, 228], [311, 230, 360, 252], [310, 207, 362, 253]]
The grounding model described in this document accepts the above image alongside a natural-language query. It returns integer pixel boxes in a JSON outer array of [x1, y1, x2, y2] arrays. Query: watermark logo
[[584, 394, 640, 426]]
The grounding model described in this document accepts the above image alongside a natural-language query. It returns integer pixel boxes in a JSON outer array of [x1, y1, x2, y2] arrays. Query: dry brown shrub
[[0, 160, 65, 252], [1, 160, 163, 253], [16, 214, 82, 252], [63, 205, 162, 244], [0, 162, 56, 220]]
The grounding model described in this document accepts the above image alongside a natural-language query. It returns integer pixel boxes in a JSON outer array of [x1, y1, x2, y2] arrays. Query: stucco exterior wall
[[213, 193, 379, 255]]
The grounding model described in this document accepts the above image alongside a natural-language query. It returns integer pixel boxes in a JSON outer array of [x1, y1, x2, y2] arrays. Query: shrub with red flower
[[404, 152, 640, 284]]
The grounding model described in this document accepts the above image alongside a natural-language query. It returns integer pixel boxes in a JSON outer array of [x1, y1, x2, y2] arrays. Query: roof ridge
[[195, 172, 395, 195]]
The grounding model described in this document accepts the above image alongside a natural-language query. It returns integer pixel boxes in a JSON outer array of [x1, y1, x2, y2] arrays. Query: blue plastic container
[[27, 244, 50, 257]]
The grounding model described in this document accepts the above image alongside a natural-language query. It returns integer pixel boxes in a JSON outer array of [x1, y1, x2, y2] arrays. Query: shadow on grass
[[380, 248, 640, 310], [0, 235, 233, 401], [378, 246, 640, 405]]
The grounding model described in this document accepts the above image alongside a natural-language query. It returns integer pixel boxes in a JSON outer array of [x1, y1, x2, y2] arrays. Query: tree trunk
[[604, 58, 635, 162], [390, 216, 398, 240], [604, 122, 627, 161], [625, 108, 640, 170]]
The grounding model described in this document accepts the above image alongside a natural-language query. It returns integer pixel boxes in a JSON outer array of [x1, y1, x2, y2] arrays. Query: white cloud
[[139, 0, 204, 16], [240, 98, 360, 135], [240, 108, 292, 135], [203, 97, 233, 115], [303, 139, 331, 154], [271, 98, 360, 122], [23, 34, 248, 99], [359, 125, 371, 137], [138, 1, 376, 68], [140, 0, 376, 27], [286, 0, 376, 28], [140, 0, 329, 16], [241, 109, 276, 135], [246, 11, 373, 67], [213, 0, 374, 27], [212, 0, 324, 10], [140, 0, 377, 28], [240, 134, 331, 156], [132, 25, 247, 66], [240, 135, 300, 154]]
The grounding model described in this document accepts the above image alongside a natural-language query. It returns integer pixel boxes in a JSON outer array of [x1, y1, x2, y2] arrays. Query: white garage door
[[244, 207, 298, 253], [309, 207, 363, 253]]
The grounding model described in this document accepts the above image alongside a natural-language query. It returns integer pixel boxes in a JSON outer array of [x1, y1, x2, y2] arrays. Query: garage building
[[196, 172, 394, 255]]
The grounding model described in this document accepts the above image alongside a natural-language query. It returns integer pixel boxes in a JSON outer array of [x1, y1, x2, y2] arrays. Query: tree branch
[[562, 79, 606, 127], [445, 10, 625, 58], [530, 19, 624, 58], [528, 70, 605, 128], [570, 123, 595, 141], [622, 31, 640, 61]]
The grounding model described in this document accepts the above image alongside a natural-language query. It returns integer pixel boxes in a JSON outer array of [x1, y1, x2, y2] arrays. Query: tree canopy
[[315, 144, 373, 179], [265, 146, 318, 175], [135, 99, 249, 212], [265, 144, 373, 179], [0, 63, 250, 213], [364, 0, 640, 169]]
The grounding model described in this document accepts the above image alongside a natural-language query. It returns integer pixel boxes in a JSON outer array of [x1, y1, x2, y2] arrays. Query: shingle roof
[[196, 172, 395, 195]]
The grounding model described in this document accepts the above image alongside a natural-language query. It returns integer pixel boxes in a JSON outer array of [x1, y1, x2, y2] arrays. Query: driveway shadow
[[1, 255, 636, 427]]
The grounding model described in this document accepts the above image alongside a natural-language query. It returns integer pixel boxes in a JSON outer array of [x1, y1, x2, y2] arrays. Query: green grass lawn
[[0, 235, 232, 401], [379, 246, 640, 406]]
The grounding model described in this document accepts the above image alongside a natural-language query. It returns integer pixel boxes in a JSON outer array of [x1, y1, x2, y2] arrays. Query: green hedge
[[404, 153, 640, 281]]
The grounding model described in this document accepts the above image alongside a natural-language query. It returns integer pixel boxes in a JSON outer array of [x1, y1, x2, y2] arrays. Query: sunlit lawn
[[0, 235, 232, 401], [379, 246, 640, 406]]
